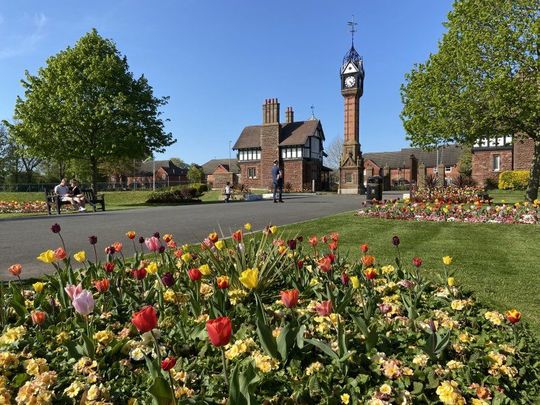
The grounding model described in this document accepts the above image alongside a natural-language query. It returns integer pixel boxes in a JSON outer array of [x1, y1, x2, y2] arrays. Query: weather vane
[[310, 105, 315, 119], [347, 15, 357, 46]]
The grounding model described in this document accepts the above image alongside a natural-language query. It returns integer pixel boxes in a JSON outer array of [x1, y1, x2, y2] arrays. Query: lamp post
[[143, 155, 156, 191], [228, 140, 232, 181]]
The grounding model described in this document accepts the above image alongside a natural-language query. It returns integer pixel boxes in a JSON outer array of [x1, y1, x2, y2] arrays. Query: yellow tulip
[[270, 225, 278, 234], [199, 264, 211, 276], [32, 282, 45, 293], [239, 268, 259, 289], [244, 223, 252, 231], [350, 276, 360, 289], [37, 250, 56, 264], [442, 256, 453, 265], [73, 251, 86, 263], [181, 253, 192, 263], [215, 240, 225, 250], [447, 277, 455, 287], [146, 261, 158, 274]]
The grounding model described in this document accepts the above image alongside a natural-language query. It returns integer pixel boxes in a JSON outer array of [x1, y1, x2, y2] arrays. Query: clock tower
[[339, 18, 365, 194]]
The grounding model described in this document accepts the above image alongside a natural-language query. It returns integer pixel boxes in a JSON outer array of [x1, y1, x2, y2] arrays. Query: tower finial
[[310, 105, 316, 120], [347, 15, 357, 46]]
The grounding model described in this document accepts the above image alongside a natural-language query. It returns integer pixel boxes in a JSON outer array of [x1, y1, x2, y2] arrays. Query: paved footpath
[[0, 193, 370, 279]]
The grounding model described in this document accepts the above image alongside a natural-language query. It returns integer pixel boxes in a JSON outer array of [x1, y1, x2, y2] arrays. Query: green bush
[[146, 187, 200, 203], [498, 170, 529, 190]]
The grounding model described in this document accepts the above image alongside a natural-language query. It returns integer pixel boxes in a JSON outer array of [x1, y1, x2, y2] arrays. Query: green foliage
[[146, 187, 201, 203], [4, 28, 175, 189], [499, 170, 530, 190], [457, 148, 472, 177], [187, 165, 204, 184], [400, 0, 540, 200]]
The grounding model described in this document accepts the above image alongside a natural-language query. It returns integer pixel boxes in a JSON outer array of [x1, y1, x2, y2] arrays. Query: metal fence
[[0, 180, 192, 193]]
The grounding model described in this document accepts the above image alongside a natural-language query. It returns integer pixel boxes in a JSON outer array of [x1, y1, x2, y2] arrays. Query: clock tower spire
[[339, 17, 365, 194]]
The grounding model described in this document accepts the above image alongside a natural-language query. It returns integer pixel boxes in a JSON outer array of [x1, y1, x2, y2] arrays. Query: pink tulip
[[145, 236, 161, 252], [315, 300, 333, 316], [65, 283, 83, 300], [72, 290, 95, 316]]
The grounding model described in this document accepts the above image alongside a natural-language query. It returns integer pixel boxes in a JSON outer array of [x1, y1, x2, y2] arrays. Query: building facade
[[232, 99, 327, 192]]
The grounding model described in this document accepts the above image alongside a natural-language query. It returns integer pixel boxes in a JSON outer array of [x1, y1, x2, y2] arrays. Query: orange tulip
[[54, 247, 67, 260], [281, 289, 299, 308], [112, 242, 123, 253], [505, 309, 521, 324], [31, 310, 46, 326], [126, 230, 136, 239], [360, 244, 369, 253], [8, 263, 22, 277], [94, 278, 110, 293], [361, 255, 375, 267], [364, 268, 377, 280], [208, 232, 219, 243]]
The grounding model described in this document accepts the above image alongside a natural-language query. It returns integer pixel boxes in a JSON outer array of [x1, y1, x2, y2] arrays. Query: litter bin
[[366, 176, 383, 202]]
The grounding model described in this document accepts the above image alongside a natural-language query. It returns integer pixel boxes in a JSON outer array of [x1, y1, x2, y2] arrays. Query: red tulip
[[206, 316, 232, 347], [330, 232, 339, 242], [364, 268, 377, 280], [505, 309, 521, 324], [315, 300, 333, 316], [281, 289, 299, 308], [297, 260, 304, 269], [309, 235, 318, 247], [188, 268, 202, 281], [103, 262, 115, 273], [131, 268, 147, 280], [216, 275, 229, 289], [126, 231, 136, 240], [341, 272, 350, 285], [327, 253, 336, 264], [360, 244, 369, 253], [318, 256, 332, 273], [54, 247, 67, 260], [161, 356, 176, 371], [8, 264, 22, 277], [132, 305, 158, 333], [321, 235, 328, 244], [232, 230, 243, 242], [94, 278, 110, 292], [208, 232, 219, 243], [31, 310, 46, 325], [412, 257, 423, 268]]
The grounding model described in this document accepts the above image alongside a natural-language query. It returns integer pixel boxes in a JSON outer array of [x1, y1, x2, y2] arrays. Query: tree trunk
[[91, 156, 98, 191], [526, 139, 540, 202]]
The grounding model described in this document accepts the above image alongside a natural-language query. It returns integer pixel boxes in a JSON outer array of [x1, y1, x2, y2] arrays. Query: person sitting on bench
[[54, 178, 79, 210], [69, 179, 86, 212]]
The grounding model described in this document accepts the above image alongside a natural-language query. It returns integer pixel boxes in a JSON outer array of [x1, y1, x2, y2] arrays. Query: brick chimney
[[285, 106, 294, 123], [262, 98, 280, 124]]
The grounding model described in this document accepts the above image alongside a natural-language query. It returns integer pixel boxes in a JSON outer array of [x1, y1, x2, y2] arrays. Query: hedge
[[498, 170, 529, 190]]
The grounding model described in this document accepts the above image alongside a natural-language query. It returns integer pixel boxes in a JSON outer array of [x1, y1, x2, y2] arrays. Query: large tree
[[5, 29, 175, 190], [401, 0, 540, 200]]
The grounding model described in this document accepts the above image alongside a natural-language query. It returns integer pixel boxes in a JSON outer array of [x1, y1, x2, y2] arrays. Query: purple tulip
[[51, 223, 61, 233], [392, 235, 400, 246], [161, 272, 175, 287], [153, 232, 160, 239], [72, 290, 95, 316], [158, 245, 166, 254], [138, 236, 145, 244], [287, 239, 297, 250], [89, 235, 98, 245]]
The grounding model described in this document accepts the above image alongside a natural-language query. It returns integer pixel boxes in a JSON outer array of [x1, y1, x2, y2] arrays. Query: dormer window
[[238, 149, 261, 161]]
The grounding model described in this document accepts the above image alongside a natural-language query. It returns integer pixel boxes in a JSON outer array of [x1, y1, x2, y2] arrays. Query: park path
[[0, 194, 368, 279]]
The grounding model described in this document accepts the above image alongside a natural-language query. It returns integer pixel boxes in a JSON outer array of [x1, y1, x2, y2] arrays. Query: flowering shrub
[[0, 200, 47, 214], [498, 170, 529, 190], [358, 199, 540, 225], [410, 186, 485, 204], [1, 224, 539, 403]]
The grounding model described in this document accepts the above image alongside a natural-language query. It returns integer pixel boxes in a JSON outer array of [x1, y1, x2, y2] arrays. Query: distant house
[[201, 159, 240, 189], [126, 160, 188, 188], [363, 145, 463, 189]]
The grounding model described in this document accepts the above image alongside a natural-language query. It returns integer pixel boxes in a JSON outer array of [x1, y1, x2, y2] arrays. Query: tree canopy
[[4, 29, 175, 189], [400, 0, 540, 200]]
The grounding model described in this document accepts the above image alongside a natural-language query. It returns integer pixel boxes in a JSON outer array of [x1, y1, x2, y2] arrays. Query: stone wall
[[514, 138, 535, 170], [472, 149, 512, 187]]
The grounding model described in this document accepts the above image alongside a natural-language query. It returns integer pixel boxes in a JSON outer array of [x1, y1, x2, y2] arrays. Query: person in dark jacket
[[271, 160, 284, 203]]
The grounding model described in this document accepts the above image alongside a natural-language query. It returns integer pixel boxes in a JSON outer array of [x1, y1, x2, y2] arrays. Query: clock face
[[344, 76, 356, 88]]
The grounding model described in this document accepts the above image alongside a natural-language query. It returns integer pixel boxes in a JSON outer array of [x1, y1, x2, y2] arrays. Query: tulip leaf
[[229, 361, 260, 405], [296, 325, 306, 349], [304, 338, 339, 361], [9, 284, 27, 322], [276, 323, 297, 361], [148, 375, 174, 405], [256, 316, 279, 359], [80, 333, 95, 358]]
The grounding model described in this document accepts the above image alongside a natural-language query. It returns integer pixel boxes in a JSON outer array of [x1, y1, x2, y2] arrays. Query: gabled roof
[[233, 120, 323, 150], [363, 145, 464, 169], [137, 160, 186, 176], [201, 158, 240, 175]]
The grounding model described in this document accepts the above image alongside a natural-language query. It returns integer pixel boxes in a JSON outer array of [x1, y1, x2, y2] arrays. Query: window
[[238, 149, 260, 161], [492, 155, 501, 172], [445, 166, 452, 173], [281, 147, 302, 159], [248, 167, 257, 179]]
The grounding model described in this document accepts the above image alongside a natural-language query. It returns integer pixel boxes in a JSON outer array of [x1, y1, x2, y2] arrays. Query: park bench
[[45, 188, 105, 215]]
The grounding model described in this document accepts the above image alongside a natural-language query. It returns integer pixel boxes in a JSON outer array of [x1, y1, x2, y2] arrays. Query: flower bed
[[2, 224, 539, 404], [358, 199, 540, 225], [0, 200, 47, 214], [410, 186, 485, 204]]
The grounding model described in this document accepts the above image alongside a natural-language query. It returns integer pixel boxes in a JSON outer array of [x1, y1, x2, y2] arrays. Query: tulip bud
[[88, 235, 97, 245], [51, 223, 61, 233], [161, 356, 176, 371]]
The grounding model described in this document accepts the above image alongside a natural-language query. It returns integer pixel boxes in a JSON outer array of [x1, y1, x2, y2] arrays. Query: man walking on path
[[271, 160, 284, 203]]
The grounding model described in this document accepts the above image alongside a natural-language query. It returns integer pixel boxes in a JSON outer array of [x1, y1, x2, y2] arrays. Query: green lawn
[[280, 213, 540, 334], [489, 189, 528, 203]]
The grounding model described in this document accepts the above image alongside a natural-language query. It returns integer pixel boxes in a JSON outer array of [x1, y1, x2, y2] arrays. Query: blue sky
[[0, 0, 453, 165]]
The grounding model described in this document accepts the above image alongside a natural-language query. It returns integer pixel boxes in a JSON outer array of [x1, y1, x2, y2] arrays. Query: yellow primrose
[[309, 278, 319, 287], [244, 223, 252, 231], [73, 251, 86, 263], [443, 256, 453, 265], [340, 393, 350, 404], [239, 268, 259, 289], [32, 282, 45, 293], [199, 264, 211, 275], [146, 261, 158, 274], [215, 240, 225, 250], [37, 250, 56, 264], [350, 276, 360, 288], [447, 277, 455, 287]]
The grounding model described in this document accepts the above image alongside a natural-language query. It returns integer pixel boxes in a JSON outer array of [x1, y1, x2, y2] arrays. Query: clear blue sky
[[0, 0, 453, 164]]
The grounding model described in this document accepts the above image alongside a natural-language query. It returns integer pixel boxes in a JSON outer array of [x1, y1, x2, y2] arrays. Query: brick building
[[201, 158, 240, 189], [471, 136, 534, 186], [363, 145, 463, 189], [232, 99, 328, 192], [126, 160, 187, 188]]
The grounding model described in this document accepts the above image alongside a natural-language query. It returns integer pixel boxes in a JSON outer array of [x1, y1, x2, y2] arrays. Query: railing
[[0, 180, 193, 192]]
